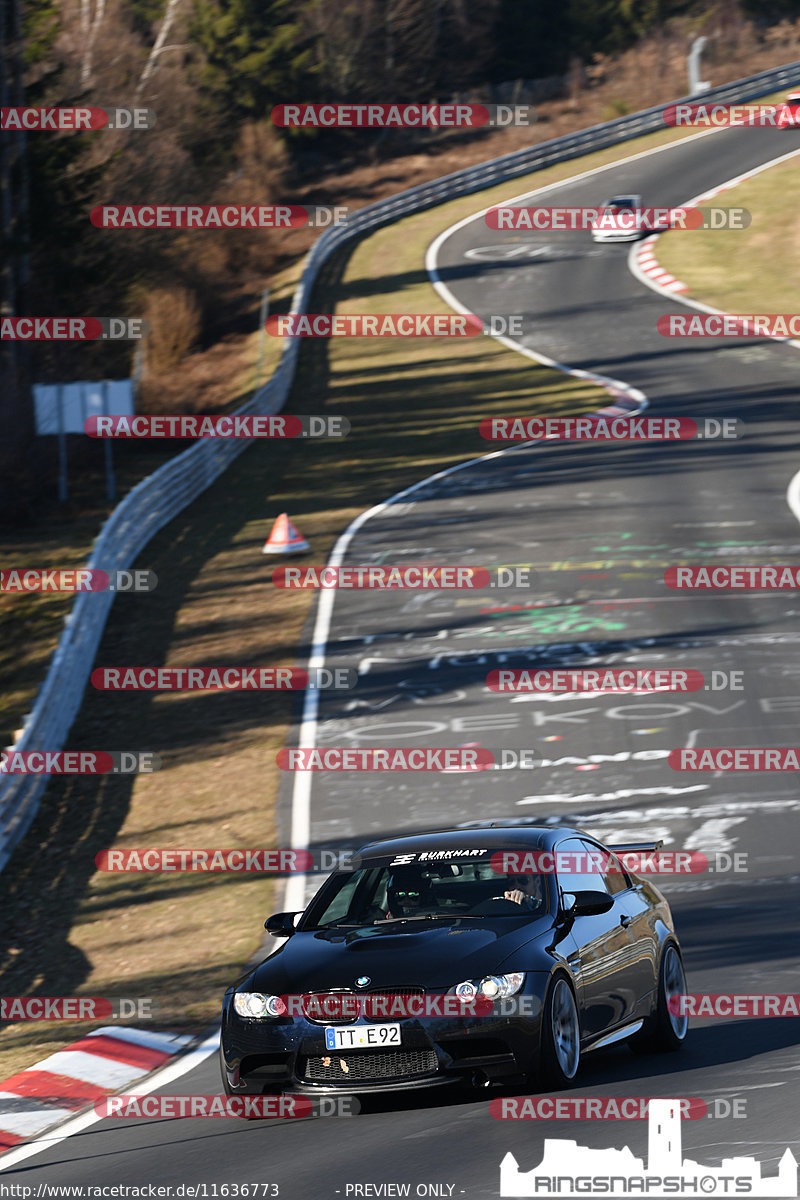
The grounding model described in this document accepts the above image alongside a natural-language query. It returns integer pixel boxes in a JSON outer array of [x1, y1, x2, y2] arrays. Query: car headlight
[[451, 973, 525, 1000], [233, 992, 285, 1018]]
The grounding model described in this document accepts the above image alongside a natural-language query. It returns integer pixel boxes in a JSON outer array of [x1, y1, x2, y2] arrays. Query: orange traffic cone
[[262, 512, 310, 555]]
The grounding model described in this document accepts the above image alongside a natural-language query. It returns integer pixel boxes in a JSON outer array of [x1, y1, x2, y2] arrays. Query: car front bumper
[[591, 228, 642, 242], [220, 993, 544, 1095]]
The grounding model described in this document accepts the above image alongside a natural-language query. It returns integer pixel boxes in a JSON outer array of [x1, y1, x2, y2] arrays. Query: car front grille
[[300, 1048, 438, 1083], [302, 987, 425, 1025]]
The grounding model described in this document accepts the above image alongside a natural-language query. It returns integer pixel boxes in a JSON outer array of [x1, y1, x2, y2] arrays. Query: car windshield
[[301, 857, 549, 928], [606, 199, 634, 209]]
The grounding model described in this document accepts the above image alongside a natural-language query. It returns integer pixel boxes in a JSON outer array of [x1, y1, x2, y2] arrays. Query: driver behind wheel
[[503, 873, 544, 910]]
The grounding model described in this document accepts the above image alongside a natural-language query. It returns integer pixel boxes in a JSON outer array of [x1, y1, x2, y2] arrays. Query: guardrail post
[[688, 36, 710, 95]]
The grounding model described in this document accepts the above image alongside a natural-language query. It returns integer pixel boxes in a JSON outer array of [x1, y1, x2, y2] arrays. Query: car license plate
[[324, 1023, 401, 1050]]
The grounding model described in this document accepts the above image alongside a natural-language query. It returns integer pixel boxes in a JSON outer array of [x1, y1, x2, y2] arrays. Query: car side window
[[554, 837, 610, 897], [581, 841, 631, 895], [306, 868, 377, 926]]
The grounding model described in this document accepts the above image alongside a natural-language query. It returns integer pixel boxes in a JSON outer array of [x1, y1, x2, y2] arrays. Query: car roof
[[603, 194, 640, 205], [356, 824, 594, 858]]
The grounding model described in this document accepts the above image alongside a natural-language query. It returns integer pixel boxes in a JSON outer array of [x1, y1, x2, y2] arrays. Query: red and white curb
[[0, 1026, 192, 1153], [629, 145, 800, 307], [635, 237, 688, 293]]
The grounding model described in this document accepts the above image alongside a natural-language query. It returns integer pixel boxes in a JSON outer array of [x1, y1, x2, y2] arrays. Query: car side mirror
[[264, 911, 301, 936], [566, 889, 614, 916]]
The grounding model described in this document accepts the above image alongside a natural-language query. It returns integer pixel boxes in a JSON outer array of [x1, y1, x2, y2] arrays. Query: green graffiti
[[487, 605, 626, 635]]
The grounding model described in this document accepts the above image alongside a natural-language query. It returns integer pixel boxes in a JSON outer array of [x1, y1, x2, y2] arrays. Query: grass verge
[[650, 91, 800, 309]]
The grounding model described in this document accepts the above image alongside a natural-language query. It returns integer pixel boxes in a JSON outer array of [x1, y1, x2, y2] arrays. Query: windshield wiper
[[380, 914, 483, 923]]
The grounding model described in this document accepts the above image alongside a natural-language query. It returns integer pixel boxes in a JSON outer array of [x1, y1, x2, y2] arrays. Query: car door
[[598, 842, 660, 1018], [555, 836, 642, 1038]]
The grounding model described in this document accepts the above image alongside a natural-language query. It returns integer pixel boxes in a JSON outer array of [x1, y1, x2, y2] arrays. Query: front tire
[[631, 942, 688, 1053], [538, 974, 581, 1089]]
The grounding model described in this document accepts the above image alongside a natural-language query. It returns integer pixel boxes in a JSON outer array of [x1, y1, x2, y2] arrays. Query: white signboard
[[33, 380, 134, 435]]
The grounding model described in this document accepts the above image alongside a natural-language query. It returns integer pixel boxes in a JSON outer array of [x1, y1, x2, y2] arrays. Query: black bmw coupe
[[220, 824, 687, 1097]]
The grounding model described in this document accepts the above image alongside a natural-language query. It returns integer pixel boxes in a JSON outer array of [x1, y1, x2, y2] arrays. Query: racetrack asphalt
[[4, 122, 800, 1196]]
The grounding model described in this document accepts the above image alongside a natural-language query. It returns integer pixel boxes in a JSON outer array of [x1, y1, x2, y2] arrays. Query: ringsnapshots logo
[[90, 205, 348, 229], [499, 1098, 798, 1198], [1, 106, 154, 131], [271, 102, 534, 128]]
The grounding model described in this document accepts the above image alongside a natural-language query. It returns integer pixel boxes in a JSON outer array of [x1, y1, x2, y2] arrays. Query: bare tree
[[135, 0, 186, 102], [79, 0, 108, 89]]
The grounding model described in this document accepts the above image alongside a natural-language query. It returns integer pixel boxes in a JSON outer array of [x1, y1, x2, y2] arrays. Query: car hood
[[241, 917, 554, 993]]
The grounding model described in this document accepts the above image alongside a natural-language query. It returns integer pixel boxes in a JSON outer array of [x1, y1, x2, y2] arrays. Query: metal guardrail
[[2, 59, 800, 871]]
